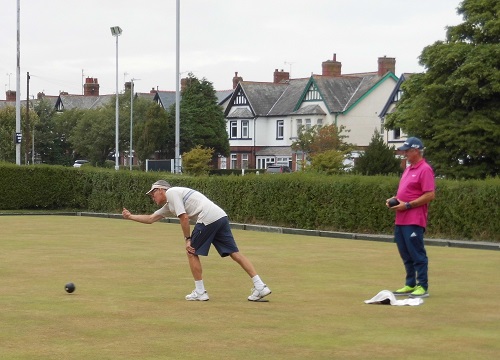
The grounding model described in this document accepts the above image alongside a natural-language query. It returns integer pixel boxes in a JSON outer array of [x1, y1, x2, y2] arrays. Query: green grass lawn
[[0, 216, 499, 360]]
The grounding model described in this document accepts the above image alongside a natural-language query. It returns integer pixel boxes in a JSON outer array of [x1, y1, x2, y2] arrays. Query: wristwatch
[[405, 202, 412, 210], [184, 236, 191, 241]]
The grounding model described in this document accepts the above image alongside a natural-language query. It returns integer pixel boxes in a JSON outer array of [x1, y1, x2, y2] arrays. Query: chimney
[[150, 87, 157, 94], [232, 72, 243, 89], [273, 69, 289, 84], [378, 56, 396, 76], [6, 90, 16, 101], [181, 77, 190, 92], [83, 77, 100, 96], [322, 53, 342, 76], [124, 82, 131, 90], [37, 92, 45, 100]]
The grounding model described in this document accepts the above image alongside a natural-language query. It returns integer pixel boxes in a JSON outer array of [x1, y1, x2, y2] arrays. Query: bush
[[0, 163, 498, 241]]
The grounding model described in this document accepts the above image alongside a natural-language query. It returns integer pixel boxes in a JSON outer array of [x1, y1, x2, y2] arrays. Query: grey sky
[[1, 0, 463, 99]]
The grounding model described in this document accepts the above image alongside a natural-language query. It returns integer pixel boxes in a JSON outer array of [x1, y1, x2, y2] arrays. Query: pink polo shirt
[[395, 159, 435, 228]]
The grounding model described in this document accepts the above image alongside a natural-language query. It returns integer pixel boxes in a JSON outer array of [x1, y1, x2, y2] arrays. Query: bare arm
[[388, 191, 435, 211], [122, 207, 164, 224]]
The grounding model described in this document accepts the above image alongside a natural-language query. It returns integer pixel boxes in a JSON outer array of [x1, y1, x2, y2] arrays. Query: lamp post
[[129, 78, 140, 170], [110, 26, 122, 171]]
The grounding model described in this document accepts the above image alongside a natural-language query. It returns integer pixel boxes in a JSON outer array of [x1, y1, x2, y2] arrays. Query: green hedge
[[0, 163, 498, 242]]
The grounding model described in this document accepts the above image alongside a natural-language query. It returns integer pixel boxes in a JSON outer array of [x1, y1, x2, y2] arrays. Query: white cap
[[146, 180, 171, 195]]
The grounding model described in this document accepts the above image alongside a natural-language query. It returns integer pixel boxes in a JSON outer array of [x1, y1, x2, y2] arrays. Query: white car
[[73, 160, 89, 168]]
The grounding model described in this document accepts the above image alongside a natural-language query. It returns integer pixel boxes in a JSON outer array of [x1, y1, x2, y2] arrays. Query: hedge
[[0, 163, 498, 242]]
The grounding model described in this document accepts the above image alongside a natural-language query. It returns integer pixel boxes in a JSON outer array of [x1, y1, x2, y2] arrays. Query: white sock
[[195, 280, 205, 294], [252, 275, 265, 289]]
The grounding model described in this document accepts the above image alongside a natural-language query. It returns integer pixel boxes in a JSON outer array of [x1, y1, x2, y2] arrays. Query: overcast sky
[[1, 0, 463, 100]]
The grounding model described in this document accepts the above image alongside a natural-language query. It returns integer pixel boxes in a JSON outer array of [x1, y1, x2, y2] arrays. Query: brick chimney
[[322, 53, 342, 76], [181, 77, 190, 92], [6, 90, 16, 101], [273, 69, 289, 84], [37, 92, 45, 100], [150, 87, 158, 94], [378, 56, 396, 76], [232, 72, 243, 89], [124, 82, 131, 91], [83, 77, 100, 96]]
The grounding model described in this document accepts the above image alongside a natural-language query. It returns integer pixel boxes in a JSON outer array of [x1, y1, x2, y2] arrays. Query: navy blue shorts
[[190, 217, 239, 257]]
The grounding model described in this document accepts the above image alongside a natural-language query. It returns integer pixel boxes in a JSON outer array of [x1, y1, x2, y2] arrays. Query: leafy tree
[[353, 129, 402, 175], [0, 105, 39, 164], [309, 149, 347, 175], [0, 106, 16, 162], [178, 74, 230, 157], [386, 0, 500, 179], [134, 97, 173, 165], [182, 145, 214, 176], [70, 107, 115, 165], [292, 124, 352, 173], [33, 99, 76, 165]]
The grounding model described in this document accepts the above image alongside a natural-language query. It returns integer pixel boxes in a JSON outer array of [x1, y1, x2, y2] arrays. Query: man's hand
[[185, 240, 195, 255], [122, 208, 132, 219]]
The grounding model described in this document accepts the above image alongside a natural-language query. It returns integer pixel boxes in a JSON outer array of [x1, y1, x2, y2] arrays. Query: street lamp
[[129, 78, 140, 170], [110, 26, 122, 171]]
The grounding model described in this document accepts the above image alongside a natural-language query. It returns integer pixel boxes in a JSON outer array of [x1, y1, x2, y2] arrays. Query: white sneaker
[[248, 285, 271, 301], [185, 289, 209, 301]]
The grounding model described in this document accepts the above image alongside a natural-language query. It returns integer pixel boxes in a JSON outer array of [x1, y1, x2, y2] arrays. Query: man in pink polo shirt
[[386, 137, 435, 298]]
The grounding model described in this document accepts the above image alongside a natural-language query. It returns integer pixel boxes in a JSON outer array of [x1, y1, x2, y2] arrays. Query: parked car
[[73, 160, 89, 168], [265, 164, 292, 174]]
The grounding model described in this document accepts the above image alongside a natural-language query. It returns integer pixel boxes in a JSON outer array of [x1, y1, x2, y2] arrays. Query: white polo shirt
[[154, 187, 227, 225]]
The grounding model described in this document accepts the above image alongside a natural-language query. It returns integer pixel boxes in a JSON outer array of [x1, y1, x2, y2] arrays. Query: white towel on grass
[[364, 290, 423, 306]]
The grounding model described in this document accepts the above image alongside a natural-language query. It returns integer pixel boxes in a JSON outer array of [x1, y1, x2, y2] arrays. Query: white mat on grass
[[364, 290, 423, 306]]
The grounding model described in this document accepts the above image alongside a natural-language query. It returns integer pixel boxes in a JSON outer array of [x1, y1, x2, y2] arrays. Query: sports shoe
[[248, 285, 272, 301], [185, 289, 209, 301], [393, 285, 415, 296], [409, 285, 429, 298]]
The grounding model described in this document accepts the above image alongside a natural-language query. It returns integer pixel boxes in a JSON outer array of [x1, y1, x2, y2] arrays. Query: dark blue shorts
[[190, 217, 239, 257]]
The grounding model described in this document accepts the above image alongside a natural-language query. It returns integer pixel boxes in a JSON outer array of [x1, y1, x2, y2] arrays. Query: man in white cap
[[122, 180, 271, 302], [386, 137, 435, 299]]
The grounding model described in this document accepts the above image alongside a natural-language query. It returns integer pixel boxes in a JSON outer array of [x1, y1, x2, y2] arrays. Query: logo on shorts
[[410, 232, 417, 237]]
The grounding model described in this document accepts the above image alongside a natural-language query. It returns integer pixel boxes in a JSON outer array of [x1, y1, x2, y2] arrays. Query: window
[[304, 83, 321, 101], [305, 119, 312, 130], [317, 119, 323, 128], [296, 119, 302, 135], [234, 89, 248, 105], [394, 128, 401, 139], [276, 120, 284, 140], [230, 154, 238, 169], [241, 154, 248, 169], [241, 120, 249, 138], [230, 121, 238, 138]]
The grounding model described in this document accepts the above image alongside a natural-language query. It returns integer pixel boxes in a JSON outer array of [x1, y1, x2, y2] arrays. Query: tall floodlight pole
[[110, 26, 122, 171], [175, 0, 181, 173], [15, 0, 21, 165], [129, 78, 138, 171]]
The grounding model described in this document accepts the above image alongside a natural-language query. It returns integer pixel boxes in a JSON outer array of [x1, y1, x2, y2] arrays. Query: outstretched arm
[[122, 207, 164, 224]]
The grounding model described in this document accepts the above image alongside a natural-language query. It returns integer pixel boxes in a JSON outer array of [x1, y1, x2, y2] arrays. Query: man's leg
[[229, 252, 257, 277], [395, 225, 417, 287]]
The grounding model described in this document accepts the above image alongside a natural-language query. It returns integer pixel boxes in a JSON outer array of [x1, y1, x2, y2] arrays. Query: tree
[[0, 106, 16, 162], [291, 124, 353, 173], [182, 145, 214, 176], [33, 98, 75, 165], [353, 129, 402, 175], [178, 74, 230, 158], [386, 0, 500, 179]]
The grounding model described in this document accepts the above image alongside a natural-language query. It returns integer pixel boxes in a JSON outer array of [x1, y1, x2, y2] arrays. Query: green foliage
[[0, 106, 16, 162], [0, 164, 498, 241], [386, 0, 500, 179], [292, 124, 353, 173], [181, 145, 214, 176], [309, 150, 346, 175], [179, 74, 230, 157], [354, 129, 402, 175]]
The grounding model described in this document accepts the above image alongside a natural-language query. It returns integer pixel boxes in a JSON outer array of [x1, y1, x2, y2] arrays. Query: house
[[222, 54, 399, 170], [379, 72, 414, 149]]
